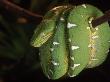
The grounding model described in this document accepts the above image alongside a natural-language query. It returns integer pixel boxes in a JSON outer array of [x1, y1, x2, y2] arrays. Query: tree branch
[[92, 10, 110, 28], [0, 0, 110, 26], [0, 0, 43, 23]]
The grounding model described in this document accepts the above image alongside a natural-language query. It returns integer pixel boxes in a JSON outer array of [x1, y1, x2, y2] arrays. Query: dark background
[[0, 0, 110, 82]]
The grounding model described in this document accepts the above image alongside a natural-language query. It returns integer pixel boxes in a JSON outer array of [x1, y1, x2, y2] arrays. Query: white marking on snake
[[47, 74, 50, 79], [89, 20, 92, 24], [88, 44, 92, 47], [68, 73, 76, 77], [53, 42, 60, 45], [71, 46, 79, 50], [42, 33, 45, 36], [86, 27, 90, 30], [52, 6, 68, 11], [52, 6, 62, 10], [92, 35, 99, 39], [70, 56, 75, 61], [81, 15, 84, 17], [51, 61, 59, 66], [49, 69, 53, 75], [71, 64, 80, 70], [68, 38, 71, 42], [95, 28, 99, 30], [60, 17, 64, 21], [50, 48, 54, 52], [82, 4, 87, 8], [67, 23, 77, 28], [106, 50, 109, 53], [91, 59, 98, 61]]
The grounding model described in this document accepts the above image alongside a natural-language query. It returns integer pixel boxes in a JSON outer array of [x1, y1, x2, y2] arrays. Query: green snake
[[31, 4, 110, 80]]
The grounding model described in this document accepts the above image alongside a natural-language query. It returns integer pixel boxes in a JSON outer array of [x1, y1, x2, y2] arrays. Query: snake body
[[31, 4, 110, 80]]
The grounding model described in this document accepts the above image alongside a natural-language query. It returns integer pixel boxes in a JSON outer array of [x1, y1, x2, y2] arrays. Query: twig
[[0, 0, 43, 23], [0, 0, 110, 26], [92, 10, 110, 28]]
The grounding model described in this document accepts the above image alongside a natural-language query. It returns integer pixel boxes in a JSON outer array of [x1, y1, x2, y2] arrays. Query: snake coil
[[31, 4, 110, 80]]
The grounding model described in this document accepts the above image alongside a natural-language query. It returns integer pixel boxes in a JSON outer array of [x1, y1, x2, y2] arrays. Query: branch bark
[[0, 0, 110, 26], [92, 10, 110, 28], [0, 0, 43, 23]]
